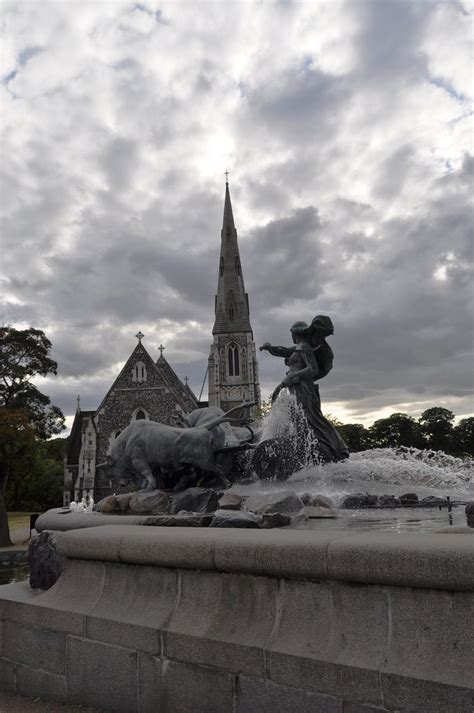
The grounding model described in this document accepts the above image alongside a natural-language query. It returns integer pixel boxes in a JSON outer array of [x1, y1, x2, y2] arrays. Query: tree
[[452, 417, 474, 457], [0, 327, 64, 438], [0, 409, 36, 545], [0, 327, 65, 546], [337, 423, 371, 452], [369, 413, 426, 449], [419, 407, 455, 453]]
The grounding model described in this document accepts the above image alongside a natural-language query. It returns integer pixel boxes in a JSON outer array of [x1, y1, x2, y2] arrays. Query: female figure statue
[[259, 316, 348, 463]]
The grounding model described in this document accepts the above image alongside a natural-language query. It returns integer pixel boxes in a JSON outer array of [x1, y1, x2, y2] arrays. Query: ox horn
[[202, 400, 256, 432]]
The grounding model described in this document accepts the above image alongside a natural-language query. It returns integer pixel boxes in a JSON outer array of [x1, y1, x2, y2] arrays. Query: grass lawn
[[7, 512, 34, 534]]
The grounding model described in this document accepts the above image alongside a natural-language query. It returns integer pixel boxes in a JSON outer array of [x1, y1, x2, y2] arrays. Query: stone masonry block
[[66, 636, 138, 713], [85, 562, 177, 653], [381, 672, 474, 713], [117, 527, 216, 570], [266, 579, 388, 672], [212, 528, 335, 579], [38, 558, 106, 615], [15, 663, 66, 702], [163, 570, 275, 676], [327, 532, 474, 591], [2, 621, 66, 674], [236, 675, 343, 713], [138, 653, 162, 713], [160, 659, 234, 713], [382, 587, 474, 689], [2, 598, 84, 636], [0, 657, 15, 692], [342, 704, 389, 713], [86, 618, 160, 655], [266, 654, 383, 707]]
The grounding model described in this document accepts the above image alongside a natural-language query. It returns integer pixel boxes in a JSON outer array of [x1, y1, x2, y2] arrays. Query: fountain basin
[[0, 525, 472, 712]]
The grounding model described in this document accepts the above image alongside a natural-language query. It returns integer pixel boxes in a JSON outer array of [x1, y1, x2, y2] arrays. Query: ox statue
[[101, 402, 254, 492]]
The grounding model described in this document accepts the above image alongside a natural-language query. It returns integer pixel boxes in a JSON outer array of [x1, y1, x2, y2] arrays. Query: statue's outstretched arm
[[259, 343, 294, 358]]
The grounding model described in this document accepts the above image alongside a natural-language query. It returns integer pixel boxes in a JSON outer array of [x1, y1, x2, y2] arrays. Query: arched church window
[[135, 410, 146, 420], [132, 361, 147, 382], [229, 306, 235, 321], [227, 343, 240, 377], [235, 257, 241, 275], [220, 257, 224, 276]]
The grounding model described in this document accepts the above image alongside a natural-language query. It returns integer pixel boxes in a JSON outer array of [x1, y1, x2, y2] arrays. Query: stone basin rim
[[54, 524, 474, 592]]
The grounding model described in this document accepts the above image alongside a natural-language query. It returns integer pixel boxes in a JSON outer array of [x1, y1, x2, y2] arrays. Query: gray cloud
[[1, 0, 472, 428]]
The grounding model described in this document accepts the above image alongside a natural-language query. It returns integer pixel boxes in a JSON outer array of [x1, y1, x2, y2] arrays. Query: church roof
[[213, 182, 252, 335], [155, 353, 198, 412], [95, 338, 198, 416], [66, 409, 94, 465]]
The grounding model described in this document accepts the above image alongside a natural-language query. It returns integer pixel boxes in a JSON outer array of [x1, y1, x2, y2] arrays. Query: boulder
[[169, 487, 219, 514], [95, 495, 118, 513], [244, 490, 305, 515], [376, 495, 400, 508], [115, 493, 133, 512], [305, 505, 337, 519], [301, 493, 335, 509], [28, 530, 63, 590], [260, 512, 291, 528], [142, 513, 213, 527], [218, 492, 242, 511], [129, 490, 169, 514], [341, 493, 369, 509], [465, 501, 474, 526], [420, 496, 448, 507], [400, 493, 419, 506], [210, 510, 260, 528]]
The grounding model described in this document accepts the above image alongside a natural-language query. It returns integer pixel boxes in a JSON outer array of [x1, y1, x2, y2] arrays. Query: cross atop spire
[[135, 331, 145, 343], [158, 344, 165, 356], [224, 169, 229, 184]]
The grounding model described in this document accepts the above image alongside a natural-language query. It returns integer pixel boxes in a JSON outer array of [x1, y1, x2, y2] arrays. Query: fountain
[[0, 322, 472, 712]]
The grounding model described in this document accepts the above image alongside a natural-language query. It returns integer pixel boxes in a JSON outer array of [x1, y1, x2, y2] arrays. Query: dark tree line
[[336, 408, 474, 457]]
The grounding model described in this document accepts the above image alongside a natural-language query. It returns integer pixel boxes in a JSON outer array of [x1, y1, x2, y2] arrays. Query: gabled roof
[[156, 354, 198, 412], [66, 409, 94, 465], [95, 341, 165, 414]]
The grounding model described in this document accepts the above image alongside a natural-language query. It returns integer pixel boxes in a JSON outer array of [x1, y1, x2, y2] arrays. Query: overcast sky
[[1, 0, 473, 430]]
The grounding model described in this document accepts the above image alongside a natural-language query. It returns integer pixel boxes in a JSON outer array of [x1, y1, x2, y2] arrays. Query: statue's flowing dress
[[270, 343, 349, 463]]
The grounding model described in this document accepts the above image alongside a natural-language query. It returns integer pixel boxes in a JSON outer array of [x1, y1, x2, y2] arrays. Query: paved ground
[[0, 692, 105, 712]]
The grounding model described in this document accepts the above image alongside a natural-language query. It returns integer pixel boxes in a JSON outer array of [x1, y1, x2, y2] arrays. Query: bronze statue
[[259, 316, 348, 463]]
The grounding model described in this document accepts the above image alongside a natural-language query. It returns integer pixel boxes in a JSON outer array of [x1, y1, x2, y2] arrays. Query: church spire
[[213, 180, 252, 335]]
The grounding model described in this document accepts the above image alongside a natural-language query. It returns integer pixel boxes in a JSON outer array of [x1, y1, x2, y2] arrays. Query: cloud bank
[[1, 0, 472, 428]]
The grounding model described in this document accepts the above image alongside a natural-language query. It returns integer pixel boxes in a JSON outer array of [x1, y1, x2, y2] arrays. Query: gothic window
[[220, 257, 224, 276], [235, 257, 241, 275], [229, 306, 235, 321], [135, 410, 146, 420], [132, 361, 147, 382], [227, 343, 240, 377]]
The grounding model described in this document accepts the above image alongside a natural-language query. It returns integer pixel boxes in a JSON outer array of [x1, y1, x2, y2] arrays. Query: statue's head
[[311, 315, 334, 337], [290, 321, 308, 343]]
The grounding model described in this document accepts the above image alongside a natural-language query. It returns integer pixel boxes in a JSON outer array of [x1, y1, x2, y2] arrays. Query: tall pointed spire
[[213, 181, 252, 335]]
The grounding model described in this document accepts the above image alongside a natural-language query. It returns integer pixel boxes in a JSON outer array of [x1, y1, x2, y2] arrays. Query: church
[[63, 179, 261, 504]]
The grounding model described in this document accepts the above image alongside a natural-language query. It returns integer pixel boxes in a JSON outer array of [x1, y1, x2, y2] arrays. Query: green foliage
[[369, 413, 426, 449], [0, 327, 65, 545], [0, 326, 65, 438], [337, 423, 371, 452], [452, 417, 474, 457], [419, 407, 455, 452]]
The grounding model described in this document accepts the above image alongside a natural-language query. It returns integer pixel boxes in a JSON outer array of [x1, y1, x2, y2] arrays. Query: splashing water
[[237, 391, 473, 506]]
